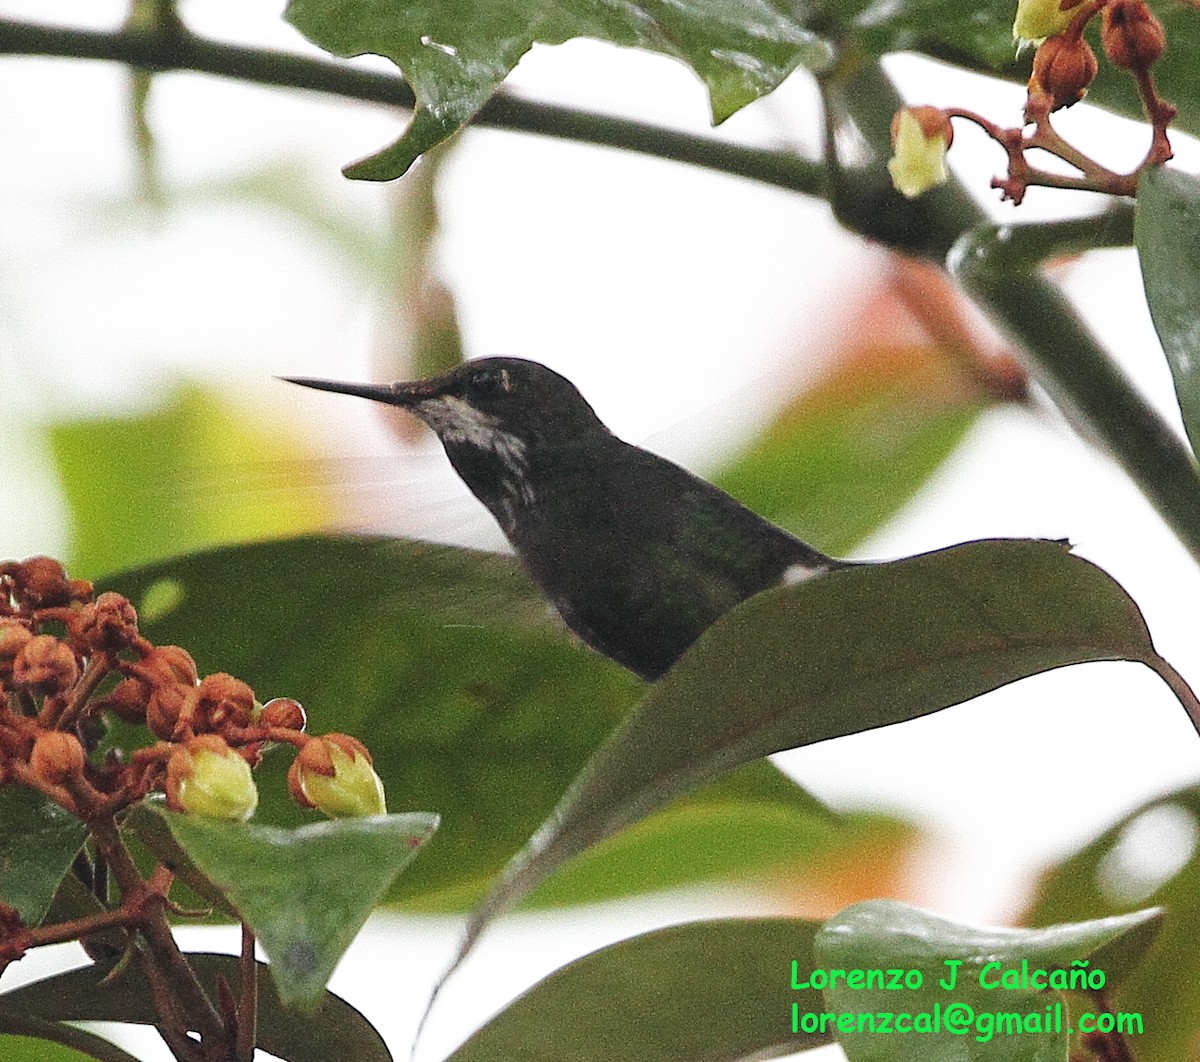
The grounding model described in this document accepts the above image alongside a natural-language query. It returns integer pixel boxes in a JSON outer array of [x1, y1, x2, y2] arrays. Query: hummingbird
[[283, 358, 850, 680]]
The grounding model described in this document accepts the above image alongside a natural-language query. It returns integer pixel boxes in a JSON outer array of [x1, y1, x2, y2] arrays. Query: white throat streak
[[420, 396, 536, 514]]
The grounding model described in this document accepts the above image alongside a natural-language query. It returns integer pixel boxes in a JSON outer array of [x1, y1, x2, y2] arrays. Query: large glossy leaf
[[715, 341, 982, 557], [284, 0, 834, 180], [0, 953, 390, 1061], [448, 918, 828, 1061], [431, 539, 1194, 1003], [1136, 166, 1200, 455], [814, 900, 1161, 1062], [149, 807, 437, 1007], [102, 536, 831, 910], [48, 384, 333, 580], [1026, 784, 1200, 1062], [285, 0, 1199, 180], [0, 786, 89, 927]]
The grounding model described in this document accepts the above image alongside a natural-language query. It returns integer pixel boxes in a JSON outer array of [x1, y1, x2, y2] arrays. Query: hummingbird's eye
[[467, 367, 504, 395]]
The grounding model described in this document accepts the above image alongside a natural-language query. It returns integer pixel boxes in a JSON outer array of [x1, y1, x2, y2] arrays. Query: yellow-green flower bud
[[1013, 0, 1075, 46], [887, 107, 953, 200], [167, 735, 258, 821], [288, 735, 386, 818]]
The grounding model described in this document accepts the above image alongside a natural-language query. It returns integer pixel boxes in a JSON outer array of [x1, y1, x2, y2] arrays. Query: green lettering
[[975, 1013, 994, 1043], [939, 960, 961, 991]]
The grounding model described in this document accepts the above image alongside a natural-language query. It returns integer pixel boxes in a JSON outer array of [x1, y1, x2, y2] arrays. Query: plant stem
[[89, 817, 228, 1050], [235, 924, 257, 1062], [820, 58, 983, 260], [1146, 653, 1200, 735], [53, 651, 112, 732], [0, 17, 824, 195], [25, 904, 135, 948], [887, 256, 1029, 401], [949, 210, 1200, 566]]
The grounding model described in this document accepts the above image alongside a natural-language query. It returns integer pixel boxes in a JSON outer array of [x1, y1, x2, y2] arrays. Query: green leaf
[[837, 0, 1018, 72], [149, 806, 437, 1007], [122, 803, 241, 919], [47, 383, 334, 580], [715, 342, 983, 556], [1026, 783, 1200, 1062], [0, 953, 391, 1062], [814, 900, 1161, 1062], [284, 0, 1199, 181], [409, 757, 842, 911], [283, 0, 834, 180], [0, 1027, 139, 1062], [102, 536, 831, 910], [1136, 166, 1200, 455], [525, 807, 912, 910], [0, 786, 89, 927], [435, 539, 1189, 997], [447, 917, 828, 1062]]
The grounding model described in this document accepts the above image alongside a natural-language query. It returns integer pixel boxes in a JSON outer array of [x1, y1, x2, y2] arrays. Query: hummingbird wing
[[516, 439, 841, 679]]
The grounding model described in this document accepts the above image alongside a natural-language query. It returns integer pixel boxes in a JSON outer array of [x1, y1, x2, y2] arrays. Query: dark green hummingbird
[[284, 358, 850, 680]]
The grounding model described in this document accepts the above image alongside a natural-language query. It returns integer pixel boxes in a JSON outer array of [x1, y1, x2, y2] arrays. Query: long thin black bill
[[278, 376, 426, 406]]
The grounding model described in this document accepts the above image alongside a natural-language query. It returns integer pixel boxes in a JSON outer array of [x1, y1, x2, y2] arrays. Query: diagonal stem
[[948, 210, 1200, 566]]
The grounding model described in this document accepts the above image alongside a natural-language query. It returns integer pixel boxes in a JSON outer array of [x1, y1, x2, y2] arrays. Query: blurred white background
[[2, 2, 1199, 1059]]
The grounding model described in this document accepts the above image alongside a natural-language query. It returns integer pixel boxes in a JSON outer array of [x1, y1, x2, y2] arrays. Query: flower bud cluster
[[1017, 0, 1165, 113], [889, 0, 1173, 203], [1, 555, 383, 825]]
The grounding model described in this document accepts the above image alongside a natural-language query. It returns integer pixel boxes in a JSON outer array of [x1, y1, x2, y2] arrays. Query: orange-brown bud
[[14, 557, 72, 609], [288, 737, 343, 807], [166, 735, 258, 820], [72, 592, 138, 653], [1030, 35, 1098, 110], [105, 677, 151, 725], [67, 579, 94, 604], [13, 635, 79, 694], [147, 683, 196, 741], [194, 673, 255, 732], [0, 621, 33, 678], [288, 734, 384, 818], [259, 697, 306, 732], [141, 645, 199, 687], [890, 105, 954, 150], [30, 731, 86, 785], [0, 904, 27, 962], [1102, 0, 1165, 69]]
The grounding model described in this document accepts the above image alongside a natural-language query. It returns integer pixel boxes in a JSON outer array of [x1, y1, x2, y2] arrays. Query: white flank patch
[[782, 562, 818, 585]]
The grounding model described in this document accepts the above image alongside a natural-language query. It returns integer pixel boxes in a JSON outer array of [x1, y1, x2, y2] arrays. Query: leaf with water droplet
[[284, 0, 832, 180]]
